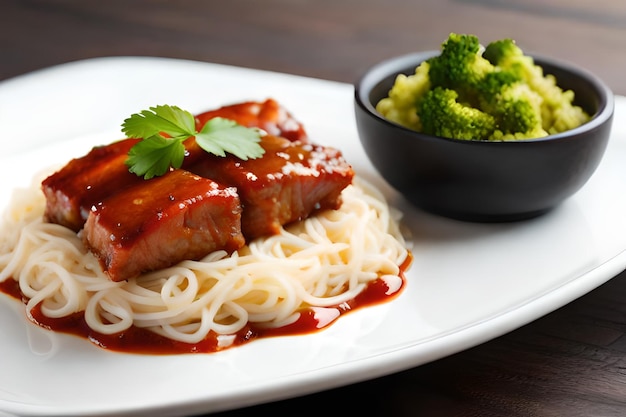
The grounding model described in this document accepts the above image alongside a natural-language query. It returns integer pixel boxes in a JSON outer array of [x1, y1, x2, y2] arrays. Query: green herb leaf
[[122, 105, 265, 179], [122, 105, 196, 140], [196, 117, 265, 160], [126, 135, 186, 179]]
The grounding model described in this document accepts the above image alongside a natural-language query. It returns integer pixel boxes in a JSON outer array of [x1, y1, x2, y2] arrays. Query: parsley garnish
[[123, 105, 264, 179]]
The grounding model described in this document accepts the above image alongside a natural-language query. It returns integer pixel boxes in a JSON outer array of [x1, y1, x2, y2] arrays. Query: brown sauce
[[0, 254, 411, 355]]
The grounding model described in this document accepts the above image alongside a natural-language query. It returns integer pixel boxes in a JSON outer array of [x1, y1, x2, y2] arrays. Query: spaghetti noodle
[[0, 172, 409, 348]]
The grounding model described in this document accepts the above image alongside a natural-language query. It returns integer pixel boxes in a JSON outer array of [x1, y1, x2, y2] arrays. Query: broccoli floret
[[519, 68, 590, 134], [490, 84, 548, 140], [484, 38, 541, 93], [483, 37, 590, 133], [375, 33, 590, 141], [483, 38, 537, 88], [419, 86, 495, 140], [477, 71, 547, 139], [483, 38, 525, 67], [375, 61, 431, 131], [477, 70, 520, 103], [427, 33, 495, 105]]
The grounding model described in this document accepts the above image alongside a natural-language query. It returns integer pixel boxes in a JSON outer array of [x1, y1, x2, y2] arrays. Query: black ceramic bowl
[[354, 51, 614, 222]]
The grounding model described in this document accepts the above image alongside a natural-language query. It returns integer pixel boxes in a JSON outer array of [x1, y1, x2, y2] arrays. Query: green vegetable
[[482, 38, 525, 69], [376, 33, 590, 141], [420, 87, 495, 140], [477, 70, 545, 138], [123, 105, 264, 179], [427, 33, 493, 106]]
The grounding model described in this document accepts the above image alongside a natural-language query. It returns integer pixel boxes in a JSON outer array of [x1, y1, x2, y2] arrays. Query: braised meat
[[188, 135, 354, 240], [181, 99, 309, 168], [82, 170, 244, 282], [195, 98, 308, 142], [41, 138, 142, 232], [42, 100, 354, 282], [42, 99, 307, 232]]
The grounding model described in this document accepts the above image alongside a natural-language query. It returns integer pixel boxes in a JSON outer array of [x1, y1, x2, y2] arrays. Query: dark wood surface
[[3, 1, 626, 416]]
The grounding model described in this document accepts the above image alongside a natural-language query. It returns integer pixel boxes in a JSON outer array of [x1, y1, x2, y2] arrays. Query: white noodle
[[0, 175, 408, 345]]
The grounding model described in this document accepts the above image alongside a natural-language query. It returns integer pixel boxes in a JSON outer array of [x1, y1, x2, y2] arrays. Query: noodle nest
[[0, 174, 408, 345]]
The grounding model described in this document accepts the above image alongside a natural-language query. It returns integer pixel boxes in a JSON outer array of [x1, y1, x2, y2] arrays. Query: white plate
[[0, 57, 625, 417]]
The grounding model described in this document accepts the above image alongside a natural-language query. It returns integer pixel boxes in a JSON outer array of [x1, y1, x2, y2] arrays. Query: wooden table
[[3, 1, 626, 415]]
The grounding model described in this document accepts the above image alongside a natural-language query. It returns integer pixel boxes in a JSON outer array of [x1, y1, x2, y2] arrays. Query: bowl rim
[[355, 50, 615, 145]]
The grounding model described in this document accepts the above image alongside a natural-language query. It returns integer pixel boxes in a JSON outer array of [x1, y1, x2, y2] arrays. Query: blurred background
[[3, 0, 626, 94]]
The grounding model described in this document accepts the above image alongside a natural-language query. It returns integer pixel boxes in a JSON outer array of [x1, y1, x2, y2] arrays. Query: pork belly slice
[[41, 138, 143, 232], [82, 170, 244, 282], [195, 98, 308, 143], [42, 100, 307, 233], [189, 135, 354, 241], [183, 99, 309, 168]]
